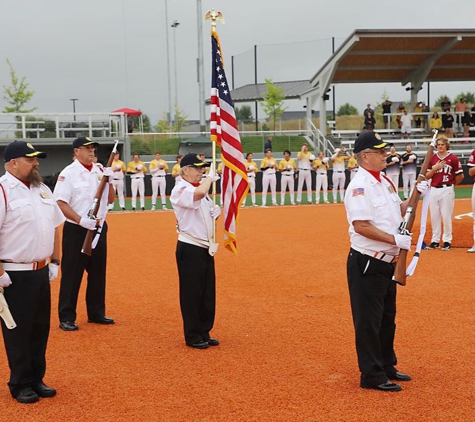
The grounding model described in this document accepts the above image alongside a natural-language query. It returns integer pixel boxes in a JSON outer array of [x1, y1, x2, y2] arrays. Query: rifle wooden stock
[[81, 141, 119, 256], [393, 134, 437, 286]]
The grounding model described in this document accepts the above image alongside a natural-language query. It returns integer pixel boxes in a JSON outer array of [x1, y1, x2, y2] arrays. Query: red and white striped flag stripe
[[210, 31, 248, 254]]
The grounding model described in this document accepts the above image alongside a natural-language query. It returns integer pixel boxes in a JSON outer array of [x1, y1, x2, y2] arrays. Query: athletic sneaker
[[468, 245, 475, 253], [151, 205, 156, 211], [162, 205, 168, 210], [121, 207, 126, 211], [425, 242, 440, 250], [441, 242, 451, 251]]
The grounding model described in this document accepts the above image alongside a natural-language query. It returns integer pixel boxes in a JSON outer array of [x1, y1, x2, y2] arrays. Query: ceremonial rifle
[[393, 130, 438, 286], [81, 140, 119, 256]]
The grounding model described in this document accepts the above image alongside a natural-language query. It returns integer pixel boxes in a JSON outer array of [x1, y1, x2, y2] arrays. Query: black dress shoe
[[362, 381, 402, 392], [12, 387, 39, 404], [88, 316, 115, 325], [32, 382, 56, 398], [59, 321, 78, 331], [388, 371, 412, 381], [187, 340, 209, 349], [206, 338, 220, 346]]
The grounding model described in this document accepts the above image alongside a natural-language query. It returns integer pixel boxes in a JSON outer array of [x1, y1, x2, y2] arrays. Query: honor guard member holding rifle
[[127, 153, 147, 211], [149, 152, 169, 210], [0, 141, 65, 403], [170, 153, 221, 349], [110, 152, 126, 211], [54, 137, 115, 332], [344, 131, 428, 392]]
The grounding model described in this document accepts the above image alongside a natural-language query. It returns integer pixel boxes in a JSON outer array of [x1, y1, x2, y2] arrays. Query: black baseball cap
[[72, 137, 99, 149], [353, 131, 388, 153], [180, 153, 211, 168], [4, 141, 47, 162]]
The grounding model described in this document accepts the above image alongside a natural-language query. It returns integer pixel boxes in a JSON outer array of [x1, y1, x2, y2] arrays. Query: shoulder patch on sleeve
[[57, 175, 66, 182], [352, 187, 365, 197]]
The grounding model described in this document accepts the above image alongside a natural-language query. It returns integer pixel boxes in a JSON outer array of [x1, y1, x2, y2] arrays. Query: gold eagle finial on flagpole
[[205, 10, 225, 33]]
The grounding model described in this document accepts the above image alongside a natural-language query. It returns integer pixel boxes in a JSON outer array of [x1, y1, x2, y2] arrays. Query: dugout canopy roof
[[301, 28, 475, 134]]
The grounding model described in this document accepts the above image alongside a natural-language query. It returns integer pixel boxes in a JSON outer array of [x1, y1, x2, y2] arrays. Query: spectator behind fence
[[395, 103, 406, 130], [442, 109, 454, 138], [364, 111, 376, 131], [382, 99, 392, 129], [430, 112, 442, 131]]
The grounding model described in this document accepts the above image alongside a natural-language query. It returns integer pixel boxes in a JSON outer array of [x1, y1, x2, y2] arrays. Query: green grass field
[[110, 185, 474, 211]]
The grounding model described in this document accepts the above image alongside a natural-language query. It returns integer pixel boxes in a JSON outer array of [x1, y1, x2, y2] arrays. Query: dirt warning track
[[0, 199, 474, 421]]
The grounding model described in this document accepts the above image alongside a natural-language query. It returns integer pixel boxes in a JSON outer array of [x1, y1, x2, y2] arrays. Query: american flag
[[210, 31, 249, 254]]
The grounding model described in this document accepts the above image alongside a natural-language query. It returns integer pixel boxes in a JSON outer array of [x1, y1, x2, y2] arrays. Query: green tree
[[454, 92, 475, 104], [235, 105, 253, 123], [155, 112, 170, 133], [2, 59, 36, 113], [434, 94, 451, 108], [260, 78, 287, 130], [129, 113, 152, 132], [337, 103, 358, 116], [172, 105, 188, 133]]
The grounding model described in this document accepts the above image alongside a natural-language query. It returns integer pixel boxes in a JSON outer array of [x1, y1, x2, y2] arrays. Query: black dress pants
[[347, 248, 397, 387], [175, 241, 216, 345], [58, 221, 108, 323], [1, 267, 50, 394]]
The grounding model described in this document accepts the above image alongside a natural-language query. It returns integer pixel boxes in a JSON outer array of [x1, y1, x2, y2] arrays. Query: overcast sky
[[0, 0, 474, 125]]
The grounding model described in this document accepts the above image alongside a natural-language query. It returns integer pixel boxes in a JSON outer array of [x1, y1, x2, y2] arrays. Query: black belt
[[282, 174, 293, 176], [299, 169, 309, 171], [434, 184, 453, 188], [132, 177, 143, 180], [153, 175, 166, 177], [318, 173, 326, 175], [335, 171, 344, 173]]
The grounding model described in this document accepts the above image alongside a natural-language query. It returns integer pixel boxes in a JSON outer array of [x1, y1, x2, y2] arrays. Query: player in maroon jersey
[[468, 149, 475, 253], [424, 136, 464, 251]]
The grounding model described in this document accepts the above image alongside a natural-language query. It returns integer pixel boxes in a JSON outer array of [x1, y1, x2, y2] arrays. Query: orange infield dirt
[[1, 198, 474, 421]]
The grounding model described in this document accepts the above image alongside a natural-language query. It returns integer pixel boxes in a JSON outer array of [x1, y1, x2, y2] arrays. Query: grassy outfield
[[110, 185, 474, 211]]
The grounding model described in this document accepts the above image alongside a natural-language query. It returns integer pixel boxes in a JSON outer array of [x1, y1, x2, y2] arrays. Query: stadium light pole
[[164, 0, 173, 124], [171, 20, 180, 120], [70, 98, 78, 122]]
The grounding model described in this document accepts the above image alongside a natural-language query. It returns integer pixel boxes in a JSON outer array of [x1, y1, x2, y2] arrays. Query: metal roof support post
[[21, 115, 26, 139]]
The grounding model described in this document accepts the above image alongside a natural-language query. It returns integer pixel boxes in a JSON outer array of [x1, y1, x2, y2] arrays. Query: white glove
[[322, 157, 329, 164], [309, 154, 316, 161], [416, 180, 429, 196], [0, 272, 12, 288], [394, 234, 412, 251], [207, 164, 220, 182], [48, 263, 59, 281], [103, 167, 114, 178], [210, 205, 221, 219], [392, 156, 399, 163], [79, 217, 98, 230], [409, 154, 416, 160]]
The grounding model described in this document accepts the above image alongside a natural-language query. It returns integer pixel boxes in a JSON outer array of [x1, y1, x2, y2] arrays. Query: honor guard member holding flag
[[127, 153, 147, 211], [0, 141, 65, 403], [54, 137, 115, 332], [170, 153, 221, 349], [344, 131, 428, 392], [149, 152, 169, 210], [110, 152, 126, 211]]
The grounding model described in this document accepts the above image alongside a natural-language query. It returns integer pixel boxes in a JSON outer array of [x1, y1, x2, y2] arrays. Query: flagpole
[[206, 10, 224, 245]]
